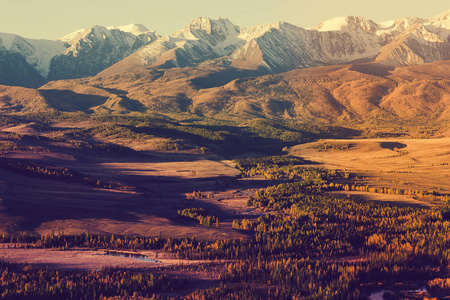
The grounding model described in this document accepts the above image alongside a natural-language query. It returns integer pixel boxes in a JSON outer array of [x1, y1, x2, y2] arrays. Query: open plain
[[0, 120, 273, 240]]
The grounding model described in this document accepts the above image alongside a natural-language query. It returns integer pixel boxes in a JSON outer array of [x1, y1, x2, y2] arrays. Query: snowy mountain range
[[0, 9, 449, 87], [109, 10, 448, 74], [0, 24, 159, 86]]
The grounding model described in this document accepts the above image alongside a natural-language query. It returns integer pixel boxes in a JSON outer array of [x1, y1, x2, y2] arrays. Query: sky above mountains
[[1, 0, 448, 39]]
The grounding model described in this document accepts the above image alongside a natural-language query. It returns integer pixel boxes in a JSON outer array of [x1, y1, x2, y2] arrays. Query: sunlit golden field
[[290, 138, 450, 206]]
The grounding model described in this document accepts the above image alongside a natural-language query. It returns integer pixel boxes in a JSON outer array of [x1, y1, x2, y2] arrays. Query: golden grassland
[[290, 137, 450, 206]]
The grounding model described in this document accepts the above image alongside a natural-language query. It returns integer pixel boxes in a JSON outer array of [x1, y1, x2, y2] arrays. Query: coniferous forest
[[1, 156, 450, 299]]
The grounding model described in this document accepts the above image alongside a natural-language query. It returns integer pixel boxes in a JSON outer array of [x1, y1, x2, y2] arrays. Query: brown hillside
[[389, 60, 450, 80], [0, 85, 52, 113], [32, 60, 450, 124]]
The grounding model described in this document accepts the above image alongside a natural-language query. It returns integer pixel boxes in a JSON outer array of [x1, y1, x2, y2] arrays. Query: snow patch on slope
[[58, 29, 86, 42]]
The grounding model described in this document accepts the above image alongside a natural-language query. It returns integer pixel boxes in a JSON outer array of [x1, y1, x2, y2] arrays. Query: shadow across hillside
[[40, 89, 147, 113], [191, 68, 271, 89], [350, 63, 395, 77], [379, 142, 407, 150], [0, 153, 280, 236], [40, 89, 108, 111]]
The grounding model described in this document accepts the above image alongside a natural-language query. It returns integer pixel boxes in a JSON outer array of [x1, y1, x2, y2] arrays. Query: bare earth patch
[[0, 246, 204, 271]]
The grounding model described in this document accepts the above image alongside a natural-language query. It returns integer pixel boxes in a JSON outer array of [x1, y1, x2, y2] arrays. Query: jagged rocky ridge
[[48, 25, 159, 80], [101, 10, 450, 75]]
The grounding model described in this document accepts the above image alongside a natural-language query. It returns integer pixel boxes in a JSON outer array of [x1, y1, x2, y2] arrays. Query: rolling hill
[[18, 59, 445, 127]]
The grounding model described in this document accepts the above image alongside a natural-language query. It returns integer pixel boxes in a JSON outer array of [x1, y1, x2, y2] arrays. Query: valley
[[0, 110, 450, 298], [1, 112, 449, 234], [0, 124, 254, 238]]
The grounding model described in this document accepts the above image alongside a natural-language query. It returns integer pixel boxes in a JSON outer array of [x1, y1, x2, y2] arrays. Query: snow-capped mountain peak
[[106, 24, 149, 36], [312, 16, 378, 34], [58, 24, 157, 43], [58, 25, 116, 44], [47, 24, 160, 80], [374, 17, 422, 43], [392, 17, 423, 31], [238, 22, 283, 40], [424, 10, 450, 41], [313, 16, 349, 31], [408, 23, 444, 42], [57, 28, 86, 43], [171, 17, 240, 41], [0, 32, 65, 77], [429, 9, 450, 23]]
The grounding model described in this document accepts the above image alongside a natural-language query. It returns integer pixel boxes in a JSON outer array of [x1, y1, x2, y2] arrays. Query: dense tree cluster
[[0, 263, 185, 299], [328, 182, 450, 202], [234, 155, 304, 172], [233, 155, 338, 180], [177, 208, 219, 227], [308, 142, 352, 151]]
